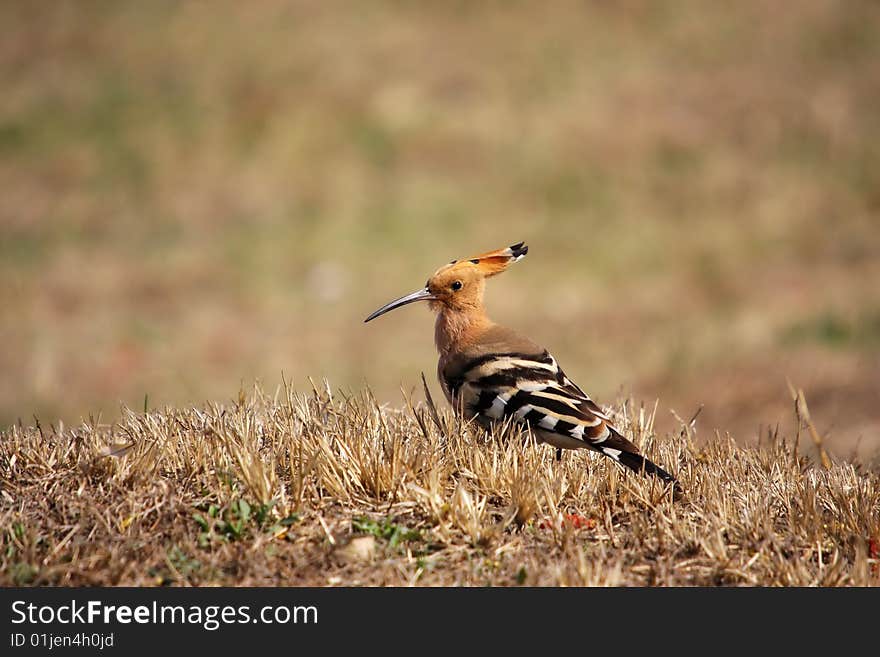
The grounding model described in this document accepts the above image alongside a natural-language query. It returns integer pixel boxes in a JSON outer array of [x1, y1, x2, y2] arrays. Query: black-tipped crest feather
[[509, 242, 528, 259]]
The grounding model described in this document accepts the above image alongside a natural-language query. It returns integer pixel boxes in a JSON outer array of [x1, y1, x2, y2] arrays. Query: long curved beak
[[364, 287, 436, 323]]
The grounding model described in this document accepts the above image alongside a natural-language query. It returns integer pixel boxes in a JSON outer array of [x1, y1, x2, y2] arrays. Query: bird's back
[[438, 323, 545, 406], [438, 323, 677, 485]]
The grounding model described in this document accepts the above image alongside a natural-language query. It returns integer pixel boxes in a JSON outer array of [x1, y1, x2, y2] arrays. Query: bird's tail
[[599, 426, 680, 490], [614, 450, 677, 485]]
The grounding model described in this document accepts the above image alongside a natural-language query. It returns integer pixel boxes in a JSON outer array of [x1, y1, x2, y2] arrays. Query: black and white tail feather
[[444, 349, 678, 487]]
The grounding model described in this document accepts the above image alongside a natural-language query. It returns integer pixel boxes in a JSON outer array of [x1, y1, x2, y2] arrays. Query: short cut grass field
[[2, 382, 877, 586]]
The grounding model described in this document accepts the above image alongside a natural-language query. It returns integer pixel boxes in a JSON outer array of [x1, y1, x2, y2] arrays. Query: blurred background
[[2, 1, 878, 460]]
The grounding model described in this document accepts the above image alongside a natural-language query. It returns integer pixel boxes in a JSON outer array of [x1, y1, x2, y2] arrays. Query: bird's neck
[[435, 306, 494, 358]]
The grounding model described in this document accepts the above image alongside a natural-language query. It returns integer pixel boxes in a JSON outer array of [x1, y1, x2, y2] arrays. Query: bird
[[364, 242, 677, 488]]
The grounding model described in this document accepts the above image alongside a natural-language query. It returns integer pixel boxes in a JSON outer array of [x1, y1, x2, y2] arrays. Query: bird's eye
[[451, 280, 463, 291]]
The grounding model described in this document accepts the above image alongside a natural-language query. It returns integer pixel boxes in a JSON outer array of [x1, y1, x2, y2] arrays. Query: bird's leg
[[556, 447, 563, 462]]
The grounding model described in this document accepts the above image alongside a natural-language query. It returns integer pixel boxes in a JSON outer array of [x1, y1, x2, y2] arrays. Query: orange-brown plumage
[[365, 242, 678, 487]]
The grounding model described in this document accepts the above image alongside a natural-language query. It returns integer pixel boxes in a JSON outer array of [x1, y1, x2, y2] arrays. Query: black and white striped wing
[[446, 350, 676, 483], [452, 350, 618, 445]]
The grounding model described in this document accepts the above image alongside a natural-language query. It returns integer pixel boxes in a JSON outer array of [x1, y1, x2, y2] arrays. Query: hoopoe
[[364, 242, 677, 487]]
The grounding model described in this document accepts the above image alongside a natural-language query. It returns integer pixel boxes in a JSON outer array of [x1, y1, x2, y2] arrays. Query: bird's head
[[364, 242, 528, 322]]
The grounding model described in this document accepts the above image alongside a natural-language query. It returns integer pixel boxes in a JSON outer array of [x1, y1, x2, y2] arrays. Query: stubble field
[[2, 382, 877, 586]]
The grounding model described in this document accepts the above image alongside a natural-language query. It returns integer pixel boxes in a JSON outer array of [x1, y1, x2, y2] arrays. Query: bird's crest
[[442, 241, 528, 279]]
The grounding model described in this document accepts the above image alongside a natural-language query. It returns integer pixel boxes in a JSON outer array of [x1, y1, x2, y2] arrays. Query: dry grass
[[2, 381, 877, 586]]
